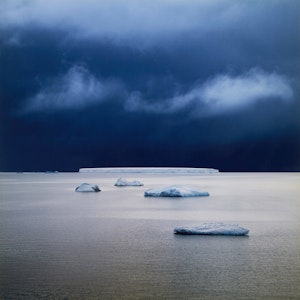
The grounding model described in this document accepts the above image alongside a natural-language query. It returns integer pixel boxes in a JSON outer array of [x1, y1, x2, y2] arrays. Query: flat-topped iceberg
[[79, 167, 219, 174], [174, 223, 249, 235], [75, 183, 101, 192], [144, 185, 209, 197], [114, 178, 144, 186]]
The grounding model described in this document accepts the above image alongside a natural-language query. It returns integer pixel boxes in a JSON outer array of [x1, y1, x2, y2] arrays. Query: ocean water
[[0, 172, 299, 299]]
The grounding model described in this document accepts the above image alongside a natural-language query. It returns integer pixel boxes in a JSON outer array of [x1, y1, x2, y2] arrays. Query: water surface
[[1, 172, 299, 299]]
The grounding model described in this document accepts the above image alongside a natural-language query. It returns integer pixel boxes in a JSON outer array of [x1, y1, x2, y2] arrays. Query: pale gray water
[[0, 172, 299, 299]]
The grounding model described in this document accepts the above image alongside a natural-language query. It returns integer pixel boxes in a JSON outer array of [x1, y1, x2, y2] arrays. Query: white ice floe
[[144, 185, 209, 197], [75, 183, 101, 192], [79, 167, 219, 174], [174, 223, 249, 235], [114, 178, 144, 186]]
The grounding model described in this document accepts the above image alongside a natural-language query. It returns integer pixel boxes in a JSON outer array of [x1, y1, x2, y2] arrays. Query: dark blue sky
[[1, 0, 299, 171]]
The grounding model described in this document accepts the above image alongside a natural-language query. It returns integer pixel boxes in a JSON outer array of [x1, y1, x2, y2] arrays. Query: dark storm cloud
[[0, 0, 299, 171], [0, 0, 257, 44], [1, 0, 299, 50]]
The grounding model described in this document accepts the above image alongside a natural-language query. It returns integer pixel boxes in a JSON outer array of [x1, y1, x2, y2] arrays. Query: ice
[[75, 183, 101, 192], [144, 185, 209, 197], [114, 178, 144, 186], [79, 167, 219, 174], [174, 222, 249, 235]]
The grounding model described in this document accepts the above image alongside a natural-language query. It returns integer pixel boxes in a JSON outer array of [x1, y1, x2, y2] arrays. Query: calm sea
[[0, 172, 299, 299]]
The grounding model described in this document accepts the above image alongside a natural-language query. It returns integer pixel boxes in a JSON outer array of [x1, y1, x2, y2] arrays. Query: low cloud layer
[[24, 67, 293, 116], [125, 68, 294, 115]]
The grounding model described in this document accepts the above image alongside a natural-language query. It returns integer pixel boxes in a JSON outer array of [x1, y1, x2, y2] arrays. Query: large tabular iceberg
[[174, 223, 249, 236], [75, 183, 101, 192], [114, 178, 144, 186], [79, 167, 219, 174], [144, 185, 209, 197]]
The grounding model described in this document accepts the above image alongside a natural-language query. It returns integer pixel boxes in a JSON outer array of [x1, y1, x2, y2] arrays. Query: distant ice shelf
[[79, 167, 219, 174], [144, 185, 209, 197], [174, 223, 249, 236]]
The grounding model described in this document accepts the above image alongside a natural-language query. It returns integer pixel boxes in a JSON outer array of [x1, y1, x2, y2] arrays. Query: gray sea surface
[[0, 172, 299, 299]]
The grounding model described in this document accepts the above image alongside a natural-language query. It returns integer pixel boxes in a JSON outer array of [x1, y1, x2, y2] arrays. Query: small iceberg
[[174, 222, 249, 236], [75, 183, 101, 192], [114, 178, 144, 186], [144, 185, 209, 197]]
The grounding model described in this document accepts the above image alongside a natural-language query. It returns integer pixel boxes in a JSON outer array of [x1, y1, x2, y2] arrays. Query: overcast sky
[[1, 0, 299, 171]]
